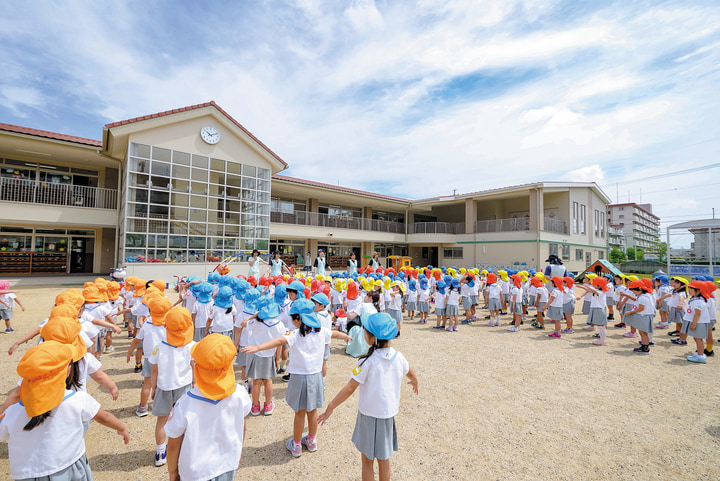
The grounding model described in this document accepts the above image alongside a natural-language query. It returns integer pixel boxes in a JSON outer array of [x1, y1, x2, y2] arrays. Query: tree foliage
[[609, 248, 626, 264]]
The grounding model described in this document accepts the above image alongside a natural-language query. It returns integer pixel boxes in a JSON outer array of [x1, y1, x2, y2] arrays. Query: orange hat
[[132, 278, 147, 297], [125, 276, 139, 288], [148, 296, 172, 326], [510, 274, 522, 288], [82, 284, 104, 303], [49, 304, 79, 320], [551, 276, 564, 288], [530, 277, 543, 287], [151, 279, 167, 292], [346, 281, 359, 300], [40, 316, 87, 362], [702, 281, 716, 298], [640, 278, 654, 293], [591, 277, 610, 292], [486, 273, 497, 284], [688, 280, 709, 298], [107, 281, 121, 300], [142, 285, 162, 304], [55, 289, 84, 312], [563, 277, 574, 288], [165, 306, 194, 347], [191, 334, 237, 400], [17, 341, 74, 417], [93, 280, 110, 302], [628, 280, 644, 290]]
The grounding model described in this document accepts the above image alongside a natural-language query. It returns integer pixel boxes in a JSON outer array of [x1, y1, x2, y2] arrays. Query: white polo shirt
[[683, 297, 710, 323], [191, 302, 212, 329], [590, 291, 607, 309], [247, 318, 285, 358], [209, 305, 236, 333], [433, 292, 447, 309], [237, 308, 257, 345], [0, 390, 100, 480], [165, 386, 251, 481], [284, 327, 331, 375], [548, 288, 564, 308], [536, 286, 549, 303], [149, 340, 195, 391], [137, 322, 167, 364], [486, 284, 501, 300], [77, 353, 101, 392], [351, 347, 409, 419], [316, 310, 333, 332]]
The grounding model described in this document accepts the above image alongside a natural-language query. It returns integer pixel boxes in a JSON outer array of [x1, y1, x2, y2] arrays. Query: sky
[[1, 0, 719, 248]]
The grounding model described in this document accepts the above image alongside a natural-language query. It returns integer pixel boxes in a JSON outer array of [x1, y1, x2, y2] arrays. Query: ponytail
[[66, 360, 83, 391], [24, 411, 52, 431], [358, 337, 390, 366]]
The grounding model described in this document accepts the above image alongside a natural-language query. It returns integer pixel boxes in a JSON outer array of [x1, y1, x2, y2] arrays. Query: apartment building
[[0, 102, 610, 280], [607, 203, 660, 251]]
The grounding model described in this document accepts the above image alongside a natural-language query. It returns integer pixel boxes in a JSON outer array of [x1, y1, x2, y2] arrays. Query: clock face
[[200, 126, 220, 144]]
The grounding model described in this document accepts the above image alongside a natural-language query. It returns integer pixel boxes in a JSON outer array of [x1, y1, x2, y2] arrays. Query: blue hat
[[451, 278, 460, 288], [214, 286, 234, 309], [244, 288, 261, 312], [419, 278, 428, 290], [288, 280, 306, 297], [299, 312, 321, 328], [436, 280, 446, 294], [257, 295, 281, 319], [408, 279, 417, 291], [466, 278, 475, 288], [219, 275, 233, 287], [208, 272, 220, 284], [274, 284, 287, 303], [311, 293, 330, 306], [233, 278, 249, 299], [289, 298, 315, 315], [196, 282, 213, 304], [364, 312, 398, 340]]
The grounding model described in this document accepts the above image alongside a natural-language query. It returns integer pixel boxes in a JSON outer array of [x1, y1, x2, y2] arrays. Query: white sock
[[156, 443, 166, 454], [599, 326, 607, 343]]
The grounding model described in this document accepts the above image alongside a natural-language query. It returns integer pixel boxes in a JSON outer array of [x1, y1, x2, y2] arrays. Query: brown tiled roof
[[272, 174, 410, 203], [0, 122, 102, 147], [104, 101, 288, 168]]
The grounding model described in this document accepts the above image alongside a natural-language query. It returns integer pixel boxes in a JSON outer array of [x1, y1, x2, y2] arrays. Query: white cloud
[[563, 165, 605, 183]]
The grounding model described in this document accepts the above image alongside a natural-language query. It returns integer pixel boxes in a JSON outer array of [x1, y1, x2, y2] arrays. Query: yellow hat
[[191, 334, 237, 400], [481, 269, 488, 276], [148, 296, 172, 326], [626, 275, 639, 282], [671, 276, 688, 285], [17, 341, 74, 417], [40, 317, 87, 362], [165, 306, 194, 347], [55, 289, 85, 312]]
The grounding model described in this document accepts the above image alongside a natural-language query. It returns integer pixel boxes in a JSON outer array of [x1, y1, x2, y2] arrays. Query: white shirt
[[0, 390, 100, 479], [137, 322, 167, 364], [191, 302, 212, 330], [284, 327, 332, 375], [670, 290, 686, 310], [389, 292, 403, 310], [165, 386, 251, 481], [707, 297, 717, 321], [130, 302, 149, 319], [418, 288, 430, 303], [317, 310, 333, 332], [536, 286, 549, 303], [510, 286, 522, 304], [549, 288, 564, 308], [247, 318, 285, 357], [446, 290, 460, 307], [351, 347, 409, 419], [487, 284, 501, 300], [590, 291, 607, 309], [1, 292, 17, 308], [149, 341, 195, 391], [683, 297, 710, 323], [183, 291, 197, 312], [562, 287, 574, 304], [77, 353, 101, 392], [346, 296, 362, 314], [209, 305, 236, 333], [433, 291, 447, 309], [631, 293, 654, 315], [238, 309, 257, 345]]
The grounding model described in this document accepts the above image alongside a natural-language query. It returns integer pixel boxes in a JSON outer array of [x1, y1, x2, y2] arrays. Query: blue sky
[[1, 1, 719, 247]]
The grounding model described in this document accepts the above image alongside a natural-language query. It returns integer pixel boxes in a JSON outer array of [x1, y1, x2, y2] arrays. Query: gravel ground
[[0, 286, 718, 480]]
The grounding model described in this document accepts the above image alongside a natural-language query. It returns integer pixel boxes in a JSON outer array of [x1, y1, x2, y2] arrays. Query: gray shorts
[[512, 303, 522, 315], [405, 301, 417, 311], [562, 302, 575, 315], [536, 301, 546, 311], [587, 307, 607, 326], [152, 384, 191, 416], [0, 308, 12, 320], [659, 301, 670, 313], [418, 301, 430, 313], [236, 346, 247, 367], [529, 296, 536, 307], [141, 358, 152, 378], [547, 306, 563, 322], [488, 298, 502, 311], [462, 298, 473, 310], [581, 300, 591, 315], [17, 453, 93, 481], [194, 327, 205, 342], [285, 372, 324, 412], [324, 343, 330, 360], [606, 297, 616, 306], [669, 307, 683, 324], [624, 313, 653, 333], [352, 411, 398, 461]]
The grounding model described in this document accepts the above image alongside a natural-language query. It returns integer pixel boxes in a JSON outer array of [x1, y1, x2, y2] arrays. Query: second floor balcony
[[0, 176, 117, 210], [271, 210, 405, 233]]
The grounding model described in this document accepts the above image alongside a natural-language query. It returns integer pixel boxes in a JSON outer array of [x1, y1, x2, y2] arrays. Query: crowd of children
[[0, 262, 717, 480]]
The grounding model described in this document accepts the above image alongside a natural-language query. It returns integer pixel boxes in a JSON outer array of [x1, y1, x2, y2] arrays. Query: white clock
[[200, 126, 220, 144]]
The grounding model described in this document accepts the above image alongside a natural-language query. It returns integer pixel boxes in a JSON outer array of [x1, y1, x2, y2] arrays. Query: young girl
[[562, 277, 576, 334], [459, 275, 474, 324], [318, 312, 419, 481], [668, 277, 688, 338], [245, 296, 285, 415], [703, 280, 716, 357], [578, 276, 609, 345], [0, 279, 25, 333], [206, 286, 236, 339], [310, 292, 333, 377], [531, 277, 549, 329], [613, 275, 627, 329], [507, 275, 523, 332], [445, 279, 461, 332], [604, 274, 616, 322], [417, 277, 430, 324], [388, 281, 404, 336], [405, 279, 418, 321], [623, 280, 653, 354], [577, 275, 593, 318], [540, 277, 565, 338], [235, 288, 261, 392], [654, 275, 672, 328], [0, 341, 129, 481], [431, 281, 447, 330], [242, 299, 350, 458], [485, 273, 502, 327], [682, 281, 711, 363]]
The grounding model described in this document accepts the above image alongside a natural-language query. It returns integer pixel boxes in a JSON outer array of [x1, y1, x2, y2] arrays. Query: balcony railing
[[542, 217, 568, 234], [411, 222, 465, 234], [0, 177, 117, 210], [475, 217, 529, 232], [271, 210, 405, 233]]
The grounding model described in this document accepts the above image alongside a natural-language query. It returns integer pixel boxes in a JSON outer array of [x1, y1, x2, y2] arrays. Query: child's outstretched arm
[[241, 336, 287, 354], [0, 299, 9, 309], [0, 387, 20, 416], [406, 367, 419, 395], [13, 298, 24, 311], [330, 331, 352, 342], [318, 378, 360, 425], [89, 368, 120, 400], [93, 408, 130, 444], [8, 326, 41, 355]]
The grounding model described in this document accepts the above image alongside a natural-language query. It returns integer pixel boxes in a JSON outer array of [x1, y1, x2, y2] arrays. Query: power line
[[601, 163, 720, 188]]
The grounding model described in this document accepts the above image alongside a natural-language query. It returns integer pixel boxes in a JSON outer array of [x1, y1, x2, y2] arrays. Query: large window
[[580, 205, 586, 234], [443, 247, 463, 259], [122, 143, 271, 262], [573, 202, 579, 234], [562, 245, 570, 261]]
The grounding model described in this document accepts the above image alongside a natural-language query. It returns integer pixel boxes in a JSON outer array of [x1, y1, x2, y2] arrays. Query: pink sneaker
[[301, 434, 318, 452], [622, 332, 639, 338], [548, 332, 561, 338], [591, 340, 607, 346], [263, 401, 274, 415], [251, 404, 261, 416], [452, 326, 458, 331], [286, 438, 302, 457]]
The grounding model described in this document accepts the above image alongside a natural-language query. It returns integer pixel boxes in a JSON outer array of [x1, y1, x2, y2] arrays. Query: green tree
[[609, 248, 626, 263], [650, 241, 667, 262], [626, 247, 644, 261]]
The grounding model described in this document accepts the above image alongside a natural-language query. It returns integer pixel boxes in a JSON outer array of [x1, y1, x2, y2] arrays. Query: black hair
[[225, 307, 233, 314], [673, 283, 687, 294], [66, 360, 83, 391], [146, 280, 154, 289], [252, 249, 260, 256], [366, 291, 380, 311], [24, 411, 52, 431], [687, 287, 706, 301], [464, 275, 473, 282], [291, 314, 321, 337], [448, 284, 458, 292], [359, 337, 390, 366]]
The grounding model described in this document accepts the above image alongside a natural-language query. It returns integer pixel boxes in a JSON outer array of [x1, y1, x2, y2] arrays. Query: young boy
[[0, 280, 25, 333]]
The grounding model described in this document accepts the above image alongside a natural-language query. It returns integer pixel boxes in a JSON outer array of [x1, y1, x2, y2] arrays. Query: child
[[682, 281, 711, 363], [387, 281, 404, 336], [310, 293, 334, 377], [417, 277, 430, 324], [485, 273, 502, 326], [431, 281, 447, 330], [507, 275, 523, 332], [445, 279, 461, 332], [242, 298, 351, 458], [459, 275, 474, 324], [206, 286, 236, 339], [531, 278, 548, 329], [191, 281, 213, 341], [165, 334, 252, 481], [654, 275, 672, 328], [703, 280, 717, 357], [245, 296, 285, 416], [0, 341, 129, 480], [540, 277, 565, 338], [668, 277, 688, 338], [149, 306, 195, 466], [235, 287, 260, 392], [613, 275, 627, 328], [0, 279, 25, 333], [604, 274, 616, 322], [623, 280, 653, 354], [562, 277, 576, 334], [318, 312, 419, 481], [405, 279, 418, 321], [335, 308, 348, 333], [578, 277, 609, 345]]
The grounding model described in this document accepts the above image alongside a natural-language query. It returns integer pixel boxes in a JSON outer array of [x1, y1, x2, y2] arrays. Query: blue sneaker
[[155, 449, 167, 466], [687, 353, 707, 364]]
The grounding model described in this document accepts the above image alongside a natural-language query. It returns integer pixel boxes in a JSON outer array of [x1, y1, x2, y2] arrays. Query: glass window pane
[[173, 151, 191, 165], [208, 210, 223, 223], [149, 220, 168, 233], [242, 189, 255, 201], [257, 192, 270, 203], [257, 167, 270, 180], [127, 218, 146, 232], [258, 228, 269, 238], [125, 249, 145, 260], [257, 215, 270, 227], [242, 177, 256, 189], [210, 158, 225, 172], [257, 179, 270, 192], [130, 173, 150, 187], [192, 155, 208, 169], [209, 171, 224, 185], [225, 212, 240, 224], [172, 179, 190, 193], [227, 162, 242, 174], [226, 174, 241, 187], [152, 147, 171, 162], [242, 214, 255, 225], [189, 237, 206, 249], [242, 165, 256, 177], [125, 234, 145, 248], [150, 191, 169, 205], [225, 200, 241, 212], [151, 161, 171, 176], [170, 222, 188, 234], [169, 236, 187, 248], [130, 143, 151, 158], [256, 239, 268, 251], [171, 206, 188, 220], [242, 202, 256, 214], [148, 249, 167, 261], [224, 224, 239, 236], [173, 193, 189, 206], [131, 203, 148, 217], [207, 224, 222, 236], [191, 182, 207, 195], [257, 204, 270, 216], [172, 165, 189, 179], [226, 186, 241, 198], [151, 176, 171, 189], [191, 169, 208, 182], [189, 208, 207, 222], [207, 184, 222, 197], [155, 235, 168, 247], [241, 226, 255, 237]]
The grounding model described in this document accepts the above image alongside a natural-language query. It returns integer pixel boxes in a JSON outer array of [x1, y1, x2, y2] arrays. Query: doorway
[[70, 237, 94, 273]]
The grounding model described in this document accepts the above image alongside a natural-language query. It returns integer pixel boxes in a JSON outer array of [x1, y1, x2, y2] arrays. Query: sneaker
[[155, 449, 167, 467], [445, 327, 453, 332], [263, 401, 274, 415], [251, 404, 261, 416], [452, 326, 458, 332], [134, 362, 143, 373], [277, 367, 287, 374], [548, 332, 561, 338], [534, 324, 545, 330], [128, 331, 134, 338], [493, 321, 500, 327], [562, 328, 574, 334], [687, 353, 707, 364], [507, 326, 520, 332], [486, 321, 494, 327], [614, 322, 626, 329], [622, 332, 638, 338], [432, 325, 444, 329], [584, 325, 596, 331], [633, 346, 650, 354], [671, 338, 688, 345], [668, 330, 680, 337], [704, 349, 714, 357], [591, 340, 607, 346], [286, 438, 302, 458], [638, 340, 655, 346], [105, 345, 115, 352], [301, 434, 318, 452], [282, 374, 291, 382], [135, 405, 149, 417], [655, 323, 669, 329], [470, 315, 477, 321], [5, 328, 13, 333]]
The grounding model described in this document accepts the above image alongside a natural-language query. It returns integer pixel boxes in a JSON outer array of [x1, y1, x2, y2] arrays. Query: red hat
[[433, 270, 442, 281], [628, 280, 644, 290], [303, 287, 311, 299], [510, 274, 521, 287], [640, 278, 654, 293], [530, 277, 543, 287], [346, 281, 359, 300], [591, 277, 610, 292], [335, 309, 346, 317], [702, 281, 716, 298], [247, 276, 257, 287], [563, 277, 574, 288], [358, 267, 366, 274], [486, 273, 497, 284], [321, 285, 331, 296], [551, 276, 564, 288]]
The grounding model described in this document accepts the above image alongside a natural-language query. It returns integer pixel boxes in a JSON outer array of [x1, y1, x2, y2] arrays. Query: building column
[[529, 188, 543, 231], [309, 198, 319, 226], [465, 199, 476, 234]]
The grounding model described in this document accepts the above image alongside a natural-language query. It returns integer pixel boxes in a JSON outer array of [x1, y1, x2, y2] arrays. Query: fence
[[0, 177, 117, 210]]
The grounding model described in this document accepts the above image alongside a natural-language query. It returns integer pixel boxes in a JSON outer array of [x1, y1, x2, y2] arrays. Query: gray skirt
[[522, 294, 529, 306], [194, 327, 205, 342], [547, 306, 563, 322], [624, 313, 653, 333], [434, 307, 446, 316], [512, 302, 522, 315], [418, 301, 430, 313], [17, 454, 93, 481], [680, 320, 709, 339], [405, 301, 417, 311], [324, 343, 330, 360], [606, 297, 616, 306], [488, 298, 502, 311], [529, 296, 536, 307], [235, 346, 247, 367], [388, 309, 403, 323], [669, 307, 684, 324], [211, 329, 234, 341], [246, 354, 276, 380], [503, 293, 510, 303], [581, 300, 591, 315], [587, 307, 607, 326], [141, 357, 152, 378], [286, 372, 324, 412], [562, 302, 575, 315], [351, 411, 398, 461], [536, 301, 546, 311], [445, 305, 459, 316], [659, 301, 670, 313]]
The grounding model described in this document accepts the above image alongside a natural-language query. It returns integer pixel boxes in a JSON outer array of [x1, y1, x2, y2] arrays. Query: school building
[[0, 102, 611, 281]]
